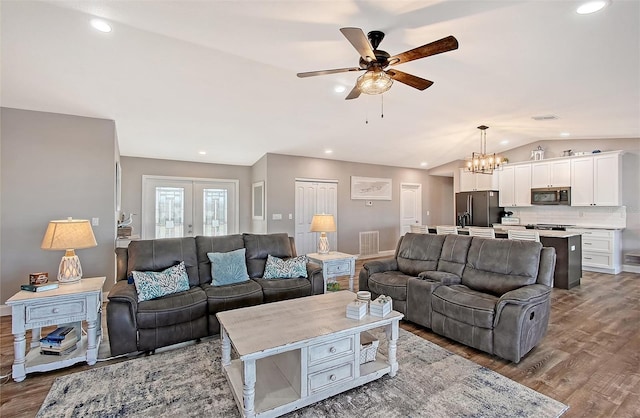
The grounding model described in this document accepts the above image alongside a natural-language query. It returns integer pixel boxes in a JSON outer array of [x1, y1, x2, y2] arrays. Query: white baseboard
[[357, 250, 395, 260], [622, 264, 640, 274]]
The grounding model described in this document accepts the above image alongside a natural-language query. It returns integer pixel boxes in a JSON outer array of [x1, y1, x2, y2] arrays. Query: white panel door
[[294, 180, 338, 255], [400, 183, 422, 235]]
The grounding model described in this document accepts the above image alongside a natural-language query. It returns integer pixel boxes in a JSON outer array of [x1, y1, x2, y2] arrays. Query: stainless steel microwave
[[531, 187, 571, 205]]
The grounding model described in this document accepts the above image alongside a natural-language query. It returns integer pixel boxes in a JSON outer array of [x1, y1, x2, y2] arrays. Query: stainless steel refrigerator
[[455, 191, 503, 227]]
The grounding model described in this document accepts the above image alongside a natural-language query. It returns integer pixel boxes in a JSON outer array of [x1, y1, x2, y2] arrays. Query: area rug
[[37, 329, 568, 417]]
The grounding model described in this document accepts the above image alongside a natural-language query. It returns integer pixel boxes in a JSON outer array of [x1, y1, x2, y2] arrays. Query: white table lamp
[[41, 218, 97, 284], [310, 214, 336, 254]]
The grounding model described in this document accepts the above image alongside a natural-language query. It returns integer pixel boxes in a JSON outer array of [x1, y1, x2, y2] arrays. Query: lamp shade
[[41, 218, 97, 250], [309, 214, 336, 233]]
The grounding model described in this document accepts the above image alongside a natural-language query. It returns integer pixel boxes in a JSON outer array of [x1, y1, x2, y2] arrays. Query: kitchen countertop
[[459, 227, 580, 238], [492, 223, 625, 231]]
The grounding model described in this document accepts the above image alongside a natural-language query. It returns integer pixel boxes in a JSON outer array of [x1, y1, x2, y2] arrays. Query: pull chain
[[381, 94, 384, 118]]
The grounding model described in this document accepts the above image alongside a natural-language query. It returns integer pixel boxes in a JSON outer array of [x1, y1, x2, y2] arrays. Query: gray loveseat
[[359, 233, 556, 363], [107, 233, 324, 356]]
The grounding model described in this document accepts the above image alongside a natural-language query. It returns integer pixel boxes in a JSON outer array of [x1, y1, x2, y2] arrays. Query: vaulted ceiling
[[2, 1, 638, 169]]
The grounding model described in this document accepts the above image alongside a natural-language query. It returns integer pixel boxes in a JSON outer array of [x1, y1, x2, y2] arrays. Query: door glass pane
[[203, 188, 227, 236], [155, 187, 184, 238]]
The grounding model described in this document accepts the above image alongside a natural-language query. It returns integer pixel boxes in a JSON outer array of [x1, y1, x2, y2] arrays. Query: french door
[[142, 176, 239, 239]]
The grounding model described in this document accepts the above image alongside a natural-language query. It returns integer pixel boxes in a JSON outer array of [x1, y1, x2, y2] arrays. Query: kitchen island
[[428, 227, 582, 290]]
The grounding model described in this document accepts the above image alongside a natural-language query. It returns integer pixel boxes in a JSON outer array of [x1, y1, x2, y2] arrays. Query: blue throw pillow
[[132, 262, 190, 302], [263, 254, 308, 279], [208, 248, 250, 286]]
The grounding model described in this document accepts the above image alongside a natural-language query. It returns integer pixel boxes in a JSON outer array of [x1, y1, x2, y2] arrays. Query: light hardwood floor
[[1, 261, 638, 417]]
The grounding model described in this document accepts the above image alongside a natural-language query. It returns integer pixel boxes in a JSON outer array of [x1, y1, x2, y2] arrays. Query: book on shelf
[[40, 331, 78, 350], [41, 343, 78, 356], [20, 282, 59, 292], [41, 326, 75, 342]]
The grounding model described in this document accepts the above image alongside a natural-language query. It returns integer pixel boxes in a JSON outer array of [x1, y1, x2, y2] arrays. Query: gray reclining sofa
[[359, 233, 556, 363], [107, 233, 323, 356]]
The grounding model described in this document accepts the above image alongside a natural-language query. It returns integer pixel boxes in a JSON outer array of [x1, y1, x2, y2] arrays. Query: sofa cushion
[[203, 280, 264, 313], [263, 254, 308, 279], [195, 235, 245, 285], [136, 286, 207, 329], [127, 237, 200, 287], [396, 233, 446, 276], [368, 271, 411, 301], [253, 277, 311, 303], [132, 261, 191, 302], [432, 284, 498, 329], [462, 238, 542, 296], [437, 234, 473, 276], [207, 248, 250, 286], [244, 233, 294, 278]]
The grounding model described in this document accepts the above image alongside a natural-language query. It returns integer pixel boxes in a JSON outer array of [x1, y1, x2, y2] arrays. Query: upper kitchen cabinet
[[498, 164, 531, 207], [571, 152, 623, 206], [459, 169, 498, 192], [531, 160, 570, 188]]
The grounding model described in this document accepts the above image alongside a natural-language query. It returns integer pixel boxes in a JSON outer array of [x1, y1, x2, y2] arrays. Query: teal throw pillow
[[132, 261, 190, 302], [208, 248, 250, 286], [263, 254, 308, 279]]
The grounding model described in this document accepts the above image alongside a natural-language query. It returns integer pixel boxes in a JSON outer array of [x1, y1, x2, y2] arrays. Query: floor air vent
[[359, 231, 380, 257]]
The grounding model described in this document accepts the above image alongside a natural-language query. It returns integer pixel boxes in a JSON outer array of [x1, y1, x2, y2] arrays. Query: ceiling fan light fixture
[[357, 70, 393, 95]]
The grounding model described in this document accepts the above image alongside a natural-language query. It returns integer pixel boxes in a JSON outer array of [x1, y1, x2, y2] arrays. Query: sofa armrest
[[306, 261, 324, 295], [418, 270, 462, 285], [494, 284, 551, 327], [106, 280, 139, 356], [358, 258, 398, 292]]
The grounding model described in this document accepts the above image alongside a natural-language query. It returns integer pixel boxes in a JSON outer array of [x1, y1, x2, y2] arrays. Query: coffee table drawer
[[26, 299, 87, 324], [308, 361, 354, 394], [309, 336, 354, 365]]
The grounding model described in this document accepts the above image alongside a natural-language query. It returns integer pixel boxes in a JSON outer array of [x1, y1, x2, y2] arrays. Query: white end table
[[6, 276, 105, 382], [307, 252, 357, 292]]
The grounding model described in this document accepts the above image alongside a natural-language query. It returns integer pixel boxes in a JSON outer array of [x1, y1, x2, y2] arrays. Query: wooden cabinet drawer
[[582, 237, 612, 252], [309, 336, 354, 365], [326, 261, 350, 276], [308, 361, 354, 393], [26, 299, 86, 324], [583, 253, 612, 268]]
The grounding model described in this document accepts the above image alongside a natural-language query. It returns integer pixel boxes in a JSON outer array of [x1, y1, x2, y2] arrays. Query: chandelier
[[466, 125, 503, 174], [357, 70, 393, 95]]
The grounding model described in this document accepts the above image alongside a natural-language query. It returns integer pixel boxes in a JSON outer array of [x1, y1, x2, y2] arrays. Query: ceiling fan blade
[[297, 67, 362, 78], [340, 27, 376, 62], [345, 85, 361, 100], [389, 35, 459, 66], [386, 69, 434, 90]]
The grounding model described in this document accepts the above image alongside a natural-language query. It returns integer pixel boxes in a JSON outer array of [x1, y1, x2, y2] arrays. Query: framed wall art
[[252, 181, 265, 220], [351, 176, 392, 200]]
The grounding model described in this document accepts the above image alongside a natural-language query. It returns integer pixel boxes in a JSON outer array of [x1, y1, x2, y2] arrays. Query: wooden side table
[[6, 276, 106, 382], [307, 252, 357, 292]]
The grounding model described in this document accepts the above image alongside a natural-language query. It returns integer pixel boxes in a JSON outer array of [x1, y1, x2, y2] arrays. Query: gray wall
[[263, 153, 451, 254], [1, 108, 117, 303], [119, 157, 253, 236]]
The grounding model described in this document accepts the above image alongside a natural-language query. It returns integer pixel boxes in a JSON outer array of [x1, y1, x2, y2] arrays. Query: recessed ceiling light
[[324, 149, 333, 154], [577, 1, 609, 14], [500, 140, 509, 145], [198, 151, 207, 155], [560, 132, 571, 137], [90, 19, 112, 33], [334, 86, 346, 93], [420, 162, 428, 167]]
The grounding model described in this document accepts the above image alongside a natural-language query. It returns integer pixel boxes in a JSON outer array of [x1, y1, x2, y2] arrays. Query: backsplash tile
[[505, 206, 626, 228]]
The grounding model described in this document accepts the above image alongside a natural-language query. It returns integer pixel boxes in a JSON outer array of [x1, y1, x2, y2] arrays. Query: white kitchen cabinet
[[498, 164, 531, 207], [566, 228, 621, 274], [530, 160, 570, 188], [571, 152, 622, 206], [459, 169, 498, 192]]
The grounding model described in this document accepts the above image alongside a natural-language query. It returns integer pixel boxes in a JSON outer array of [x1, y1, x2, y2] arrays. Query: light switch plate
[[272, 213, 282, 220]]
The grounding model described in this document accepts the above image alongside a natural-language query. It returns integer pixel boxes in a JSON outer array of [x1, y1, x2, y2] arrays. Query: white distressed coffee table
[[216, 291, 404, 418]]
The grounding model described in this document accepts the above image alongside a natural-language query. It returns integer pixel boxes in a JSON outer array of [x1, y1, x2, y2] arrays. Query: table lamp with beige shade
[[41, 218, 97, 284], [309, 214, 336, 254]]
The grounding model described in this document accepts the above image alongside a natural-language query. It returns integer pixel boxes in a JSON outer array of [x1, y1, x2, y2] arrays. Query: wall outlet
[[288, 213, 293, 219], [366, 201, 373, 207], [272, 213, 282, 220], [426, 210, 430, 216], [91, 217, 99, 226]]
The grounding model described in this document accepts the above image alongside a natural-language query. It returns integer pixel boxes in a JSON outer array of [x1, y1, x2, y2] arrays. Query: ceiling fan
[[297, 28, 459, 100]]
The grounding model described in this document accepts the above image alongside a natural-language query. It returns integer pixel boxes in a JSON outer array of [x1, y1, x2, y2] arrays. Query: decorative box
[[370, 295, 392, 317], [346, 300, 367, 320], [359, 331, 379, 364]]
